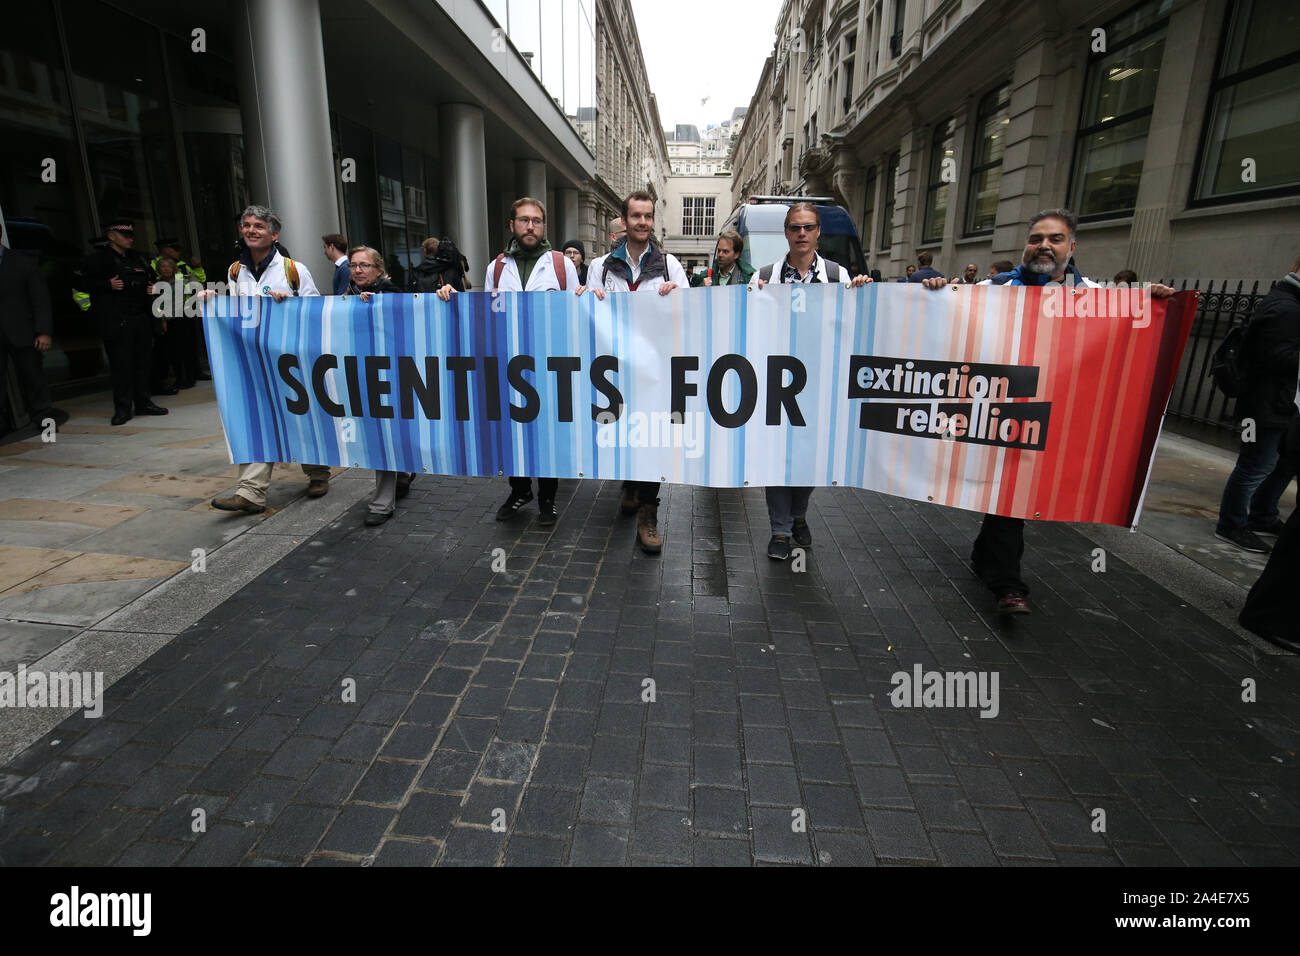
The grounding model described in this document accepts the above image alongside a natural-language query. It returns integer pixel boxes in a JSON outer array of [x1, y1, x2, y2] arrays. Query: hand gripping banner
[[203, 284, 1197, 528]]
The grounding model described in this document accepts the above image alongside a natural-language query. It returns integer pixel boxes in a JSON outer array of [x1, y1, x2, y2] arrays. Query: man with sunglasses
[[751, 202, 872, 561], [76, 218, 168, 425]]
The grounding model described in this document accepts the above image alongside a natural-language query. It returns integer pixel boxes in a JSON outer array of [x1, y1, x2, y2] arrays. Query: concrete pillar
[[440, 104, 490, 280], [233, 0, 341, 268], [557, 187, 580, 244], [994, 38, 1059, 257], [515, 159, 548, 205]]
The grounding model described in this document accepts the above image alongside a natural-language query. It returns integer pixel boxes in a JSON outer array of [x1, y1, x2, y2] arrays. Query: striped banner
[[203, 284, 1197, 528]]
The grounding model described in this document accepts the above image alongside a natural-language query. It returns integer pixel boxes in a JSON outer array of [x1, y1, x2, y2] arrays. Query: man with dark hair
[[77, 218, 168, 426], [1214, 255, 1300, 552], [897, 264, 916, 282], [0, 242, 58, 435], [921, 208, 1176, 615], [322, 233, 349, 295], [955, 263, 980, 284], [561, 239, 588, 285], [988, 260, 1014, 277], [587, 191, 689, 555], [1114, 269, 1138, 285], [702, 230, 752, 287], [909, 250, 943, 282]]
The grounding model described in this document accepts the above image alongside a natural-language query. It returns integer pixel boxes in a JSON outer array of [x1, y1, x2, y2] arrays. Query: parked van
[[720, 195, 867, 277]]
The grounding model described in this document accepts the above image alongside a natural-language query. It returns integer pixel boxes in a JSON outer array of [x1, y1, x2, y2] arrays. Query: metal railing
[[1161, 278, 1273, 434]]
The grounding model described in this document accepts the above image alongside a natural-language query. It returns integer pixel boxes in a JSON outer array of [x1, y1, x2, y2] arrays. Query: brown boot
[[211, 494, 265, 514], [620, 482, 640, 516], [636, 499, 662, 554], [306, 478, 329, 498]]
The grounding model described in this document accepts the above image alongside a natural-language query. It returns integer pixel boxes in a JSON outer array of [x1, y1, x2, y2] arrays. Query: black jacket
[[0, 248, 52, 345], [348, 275, 401, 296], [1240, 275, 1300, 429], [75, 245, 155, 339]]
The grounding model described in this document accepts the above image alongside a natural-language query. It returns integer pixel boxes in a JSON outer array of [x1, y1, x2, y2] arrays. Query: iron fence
[[1160, 278, 1274, 434]]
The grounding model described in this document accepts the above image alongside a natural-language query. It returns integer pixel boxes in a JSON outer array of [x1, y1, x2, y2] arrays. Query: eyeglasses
[[513, 217, 544, 226], [350, 262, 378, 270], [786, 222, 819, 233]]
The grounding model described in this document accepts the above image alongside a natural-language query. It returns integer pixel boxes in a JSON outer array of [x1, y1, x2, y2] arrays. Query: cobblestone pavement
[[1, 476, 1296, 866]]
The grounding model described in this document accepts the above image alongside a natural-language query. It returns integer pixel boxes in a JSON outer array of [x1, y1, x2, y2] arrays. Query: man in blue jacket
[[322, 233, 349, 295]]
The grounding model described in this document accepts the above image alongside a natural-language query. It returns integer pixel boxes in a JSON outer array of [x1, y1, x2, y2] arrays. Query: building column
[[556, 188, 580, 244], [994, 38, 1059, 257], [233, 0, 340, 265], [440, 104, 490, 279], [515, 159, 548, 205]]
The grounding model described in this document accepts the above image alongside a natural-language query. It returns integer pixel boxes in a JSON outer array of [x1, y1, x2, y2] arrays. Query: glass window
[[1068, 1, 1171, 219], [0, 0, 101, 385], [922, 118, 955, 242], [965, 83, 1010, 235], [681, 197, 715, 236], [860, 166, 877, 254], [64, 0, 186, 251], [338, 117, 379, 250], [880, 152, 899, 250], [1193, 0, 1300, 201]]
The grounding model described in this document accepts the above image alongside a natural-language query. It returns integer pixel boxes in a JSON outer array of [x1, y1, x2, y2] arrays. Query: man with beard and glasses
[[921, 208, 1176, 616], [438, 196, 582, 528]]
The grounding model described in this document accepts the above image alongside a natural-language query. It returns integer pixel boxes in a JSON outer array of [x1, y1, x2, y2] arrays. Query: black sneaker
[[791, 518, 812, 548], [1246, 516, 1286, 537], [1215, 526, 1271, 553], [997, 592, 1031, 615], [767, 535, 791, 561], [496, 490, 534, 520], [538, 499, 557, 527]]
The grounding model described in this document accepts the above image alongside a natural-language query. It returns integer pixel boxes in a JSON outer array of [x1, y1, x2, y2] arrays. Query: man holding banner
[[751, 201, 873, 561], [923, 208, 1176, 615], [205, 205, 332, 515], [437, 196, 581, 527], [587, 191, 689, 555]]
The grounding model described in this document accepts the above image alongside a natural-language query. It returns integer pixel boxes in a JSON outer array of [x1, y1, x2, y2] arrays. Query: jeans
[[765, 486, 812, 537], [1217, 425, 1297, 530], [971, 514, 1027, 598]]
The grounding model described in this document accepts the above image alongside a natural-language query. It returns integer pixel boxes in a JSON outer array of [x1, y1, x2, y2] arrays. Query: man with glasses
[[76, 218, 168, 425], [437, 196, 580, 527], [752, 202, 872, 561]]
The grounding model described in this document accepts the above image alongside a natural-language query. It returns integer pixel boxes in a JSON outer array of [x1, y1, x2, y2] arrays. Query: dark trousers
[[636, 481, 660, 504], [104, 316, 154, 413], [971, 513, 1027, 597], [1217, 424, 1297, 530], [1240, 504, 1300, 643], [0, 336, 53, 430], [151, 318, 199, 387], [509, 476, 558, 502]]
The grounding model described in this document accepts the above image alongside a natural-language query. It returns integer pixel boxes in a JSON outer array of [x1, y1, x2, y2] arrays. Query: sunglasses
[[785, 222, 818, 233]]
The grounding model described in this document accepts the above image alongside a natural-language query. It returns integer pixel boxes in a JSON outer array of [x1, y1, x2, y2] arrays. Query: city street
[[0, 386, 1296, 866]]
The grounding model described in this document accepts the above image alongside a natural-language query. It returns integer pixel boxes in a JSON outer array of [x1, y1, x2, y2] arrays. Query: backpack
[[1210, 322, 1251, 398], [759, 258, 841, 283], [228, 256, 300, 294], [493, 250, 567, 291]]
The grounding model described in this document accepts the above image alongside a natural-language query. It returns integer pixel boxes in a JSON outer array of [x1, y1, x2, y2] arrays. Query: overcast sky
[[629, 0, 785, 133]]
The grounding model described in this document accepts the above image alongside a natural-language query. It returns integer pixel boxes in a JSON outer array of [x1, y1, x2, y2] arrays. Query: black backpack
[[1210, 322, 1251, 398]]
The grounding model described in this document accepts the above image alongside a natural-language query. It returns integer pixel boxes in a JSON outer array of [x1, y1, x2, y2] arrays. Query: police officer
[[76, 218, 168, 425]]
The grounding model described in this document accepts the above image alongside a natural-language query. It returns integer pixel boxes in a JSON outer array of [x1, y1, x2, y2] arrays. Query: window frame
[[880, 151, 899, 251], [922, 118, 955, 243], [963, 82, 1011, 237], [1188, 0, 1300, 207], [860, 165, 877, 255], [1065, 2, 1172, 223]]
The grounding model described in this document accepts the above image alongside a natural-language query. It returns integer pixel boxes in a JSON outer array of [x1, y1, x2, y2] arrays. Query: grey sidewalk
[[0, 471, 1296, 866]]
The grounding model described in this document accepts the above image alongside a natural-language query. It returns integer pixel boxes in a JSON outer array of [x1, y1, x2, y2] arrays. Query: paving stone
[[751, 806, 813, 864], [579, 776, 635, 825], [253, 805, 337, 860], [862, 809, 935, 862], [393, 792, 462, 840], [317, 804, 395, 856], [692, 786, 749, 836], [569, 823, 630, 865]]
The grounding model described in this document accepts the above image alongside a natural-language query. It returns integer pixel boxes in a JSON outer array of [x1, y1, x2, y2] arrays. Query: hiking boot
[[1246, 516, 1286, 538], [538, 499, 557, 527], [620, 483, 640, 515], [306, 478, 329, 498], [767, 535, 791, 560], [997, 592, 1031, 615], [636, 500, 662, 554], [211, 495, 265, 514], [1214, 525, 1270, 553], [497, 489, 534, 520], [791, 518, 812, 548]]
